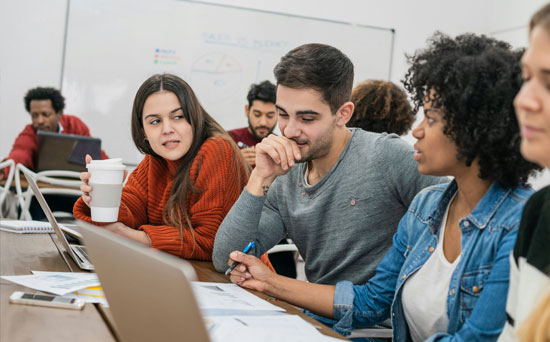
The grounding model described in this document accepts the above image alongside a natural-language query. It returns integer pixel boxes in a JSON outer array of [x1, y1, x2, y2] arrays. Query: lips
[[162, 140, 180, 148], [413, 144, 421, 161], [520, 124, 544, 139]]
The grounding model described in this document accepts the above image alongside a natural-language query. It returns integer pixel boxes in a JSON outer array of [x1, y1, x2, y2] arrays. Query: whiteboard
[[62, 0, 394, 164]]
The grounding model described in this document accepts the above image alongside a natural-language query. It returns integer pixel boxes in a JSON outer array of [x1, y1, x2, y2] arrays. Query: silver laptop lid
[[22, 172, 89, 269], [77, 220, 208, 342]]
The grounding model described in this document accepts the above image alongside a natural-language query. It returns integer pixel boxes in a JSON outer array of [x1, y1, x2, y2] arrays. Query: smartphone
[[9, 291, 85, 310]]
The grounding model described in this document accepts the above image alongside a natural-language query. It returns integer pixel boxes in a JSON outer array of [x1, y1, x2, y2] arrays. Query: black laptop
[[36, 131, 101, 172]]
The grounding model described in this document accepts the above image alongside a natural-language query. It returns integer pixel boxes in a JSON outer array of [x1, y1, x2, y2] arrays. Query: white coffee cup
[[87, 158, 126, 222]]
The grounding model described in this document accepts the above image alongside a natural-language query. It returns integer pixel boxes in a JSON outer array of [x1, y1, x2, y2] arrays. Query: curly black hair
[[24, 87, 65, 113], [349, 80, 414, 136], [402, 32, 541, 188], [247, 80, 276, 107]]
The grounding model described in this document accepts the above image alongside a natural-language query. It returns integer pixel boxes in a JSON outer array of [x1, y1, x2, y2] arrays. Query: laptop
[[36, 131, 101, 172], [77, 220, 210, 342], [23, 172, 94, 271]]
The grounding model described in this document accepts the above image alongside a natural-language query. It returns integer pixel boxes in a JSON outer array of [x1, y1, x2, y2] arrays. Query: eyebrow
[[253, 109, 276, 114], [144, 107, 183, 120], [521, 61, 550, 75], [275, 105, 320, 116]]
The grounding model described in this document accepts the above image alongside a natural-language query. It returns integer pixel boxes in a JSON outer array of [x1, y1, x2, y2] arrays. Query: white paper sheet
[[64, 285, 109, 306], [191, 282, 285, 313], [205, 315, 344, 342], [1, 271, 100, 296]]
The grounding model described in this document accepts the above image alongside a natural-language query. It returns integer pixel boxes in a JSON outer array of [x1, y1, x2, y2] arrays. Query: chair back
[[0, 160, 16, 218], [15, 164, 82, 220]]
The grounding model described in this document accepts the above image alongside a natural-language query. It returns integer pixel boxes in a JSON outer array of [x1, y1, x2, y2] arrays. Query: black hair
[[247, 80, 276, 107], [274, 43, 354, 114], [403, 32, 541, 188], [24, 87, 65, 113]]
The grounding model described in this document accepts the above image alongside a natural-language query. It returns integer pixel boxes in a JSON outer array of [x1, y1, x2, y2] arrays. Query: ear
[[335, 101, 354, 127], [244, 104, 250, 118]]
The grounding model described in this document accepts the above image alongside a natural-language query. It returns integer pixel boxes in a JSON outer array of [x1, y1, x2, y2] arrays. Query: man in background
[[227, 80, 296, 278], [228, 80, 277, 168], [2, 86, 107, 179], [2, 86, 107, 220]]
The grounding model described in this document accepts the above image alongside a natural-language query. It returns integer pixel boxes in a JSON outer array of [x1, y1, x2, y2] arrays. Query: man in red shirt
[[227, 81, 277, 168], [228, 81, 296, 278], [2, 86, 107, 179]]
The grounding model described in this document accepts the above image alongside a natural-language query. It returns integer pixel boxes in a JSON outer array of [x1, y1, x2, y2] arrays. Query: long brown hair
[[131, 74, 249, 254]]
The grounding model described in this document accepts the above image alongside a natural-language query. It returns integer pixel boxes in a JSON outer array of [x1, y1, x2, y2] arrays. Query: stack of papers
[[206, 315, 344, 342], [191, 282, 343, 342], [1, 271, 107, 305]]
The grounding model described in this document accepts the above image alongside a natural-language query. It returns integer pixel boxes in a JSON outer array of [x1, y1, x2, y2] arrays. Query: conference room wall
[[0, 0, 545, 168]]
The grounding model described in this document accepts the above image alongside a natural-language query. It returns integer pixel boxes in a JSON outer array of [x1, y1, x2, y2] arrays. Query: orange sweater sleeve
[[140, 138, 248, 260]]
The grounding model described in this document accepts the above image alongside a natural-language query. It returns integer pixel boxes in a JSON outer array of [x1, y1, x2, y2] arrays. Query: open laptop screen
[[37, 131, 101, 172]]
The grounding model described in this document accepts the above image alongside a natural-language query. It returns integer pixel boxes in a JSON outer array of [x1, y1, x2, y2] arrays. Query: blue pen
[[225, 241, 255, 275]]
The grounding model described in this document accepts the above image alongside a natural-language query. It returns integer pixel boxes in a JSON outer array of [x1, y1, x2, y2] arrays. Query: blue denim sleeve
[[332, 210, 412, 335], [424, 225, 518, 342]]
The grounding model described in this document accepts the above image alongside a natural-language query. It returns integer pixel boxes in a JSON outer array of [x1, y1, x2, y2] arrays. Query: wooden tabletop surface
[[0, 231, 115, 342], [0, 230, 347, 341]]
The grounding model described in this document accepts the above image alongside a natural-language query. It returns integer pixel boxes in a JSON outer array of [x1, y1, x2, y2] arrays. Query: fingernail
[[245, 273, 251, 278], [230, 252, 238, 258]]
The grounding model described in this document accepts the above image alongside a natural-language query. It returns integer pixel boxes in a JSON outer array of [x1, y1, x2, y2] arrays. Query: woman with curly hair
[[349, 80, 415, 136], [499, 4, 550, 342], [222, 33, 540, 342]]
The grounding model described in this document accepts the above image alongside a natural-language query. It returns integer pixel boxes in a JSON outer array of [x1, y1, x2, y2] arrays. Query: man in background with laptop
[[1, 86, 108, 180], [1, 86, 108, 219]]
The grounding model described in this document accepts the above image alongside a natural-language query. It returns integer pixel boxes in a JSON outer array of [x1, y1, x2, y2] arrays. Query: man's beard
[[291, 134, 333, 164], [249, 122, 274, 140]]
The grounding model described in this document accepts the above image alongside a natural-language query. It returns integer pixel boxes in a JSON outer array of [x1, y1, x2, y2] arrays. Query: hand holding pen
[[225, 241, 255, 275]]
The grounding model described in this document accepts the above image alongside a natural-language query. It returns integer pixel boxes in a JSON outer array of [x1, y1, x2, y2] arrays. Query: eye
[[278, 113, 289, 118], [149, 119, 160, 125], [173, 115, 184, 120], [301, 117, 314, 122]]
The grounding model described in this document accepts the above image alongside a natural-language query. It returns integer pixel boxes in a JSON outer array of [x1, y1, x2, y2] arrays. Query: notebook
[[36, 131, 101, 172], [0, 220, 54, 234]]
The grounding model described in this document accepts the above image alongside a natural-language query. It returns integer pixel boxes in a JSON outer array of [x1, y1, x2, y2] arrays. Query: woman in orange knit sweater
[[74, 74, 270, 263]]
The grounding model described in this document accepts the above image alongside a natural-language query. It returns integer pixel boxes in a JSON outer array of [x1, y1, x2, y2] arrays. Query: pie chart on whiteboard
[[189, 52, 243, 103]]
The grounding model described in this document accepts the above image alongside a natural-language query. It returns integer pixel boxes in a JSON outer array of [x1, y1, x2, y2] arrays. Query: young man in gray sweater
[[213, 43, 445, 286]]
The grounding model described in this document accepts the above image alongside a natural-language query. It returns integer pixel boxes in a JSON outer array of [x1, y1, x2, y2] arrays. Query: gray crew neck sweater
[[213, 129, 446, 285]]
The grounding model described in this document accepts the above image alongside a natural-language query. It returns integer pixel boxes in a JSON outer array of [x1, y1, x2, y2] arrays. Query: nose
[[36, 115, 46, 125], [161, 120, 174, 134], [258, 115, 267, 126], [412, 121, 424, 140], [283, 118, 300, 138], [514, 82, 541, 114]]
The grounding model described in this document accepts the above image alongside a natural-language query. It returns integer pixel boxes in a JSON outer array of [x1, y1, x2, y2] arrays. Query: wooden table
[[0, 231, 115, 341], [0, 230, 347, 341]]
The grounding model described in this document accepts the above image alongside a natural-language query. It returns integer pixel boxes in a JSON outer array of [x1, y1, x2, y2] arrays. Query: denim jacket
[[331, 181, 533, 341]]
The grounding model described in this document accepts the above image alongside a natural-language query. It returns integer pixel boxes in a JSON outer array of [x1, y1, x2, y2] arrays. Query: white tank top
[[401, 197, 461, 342]]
